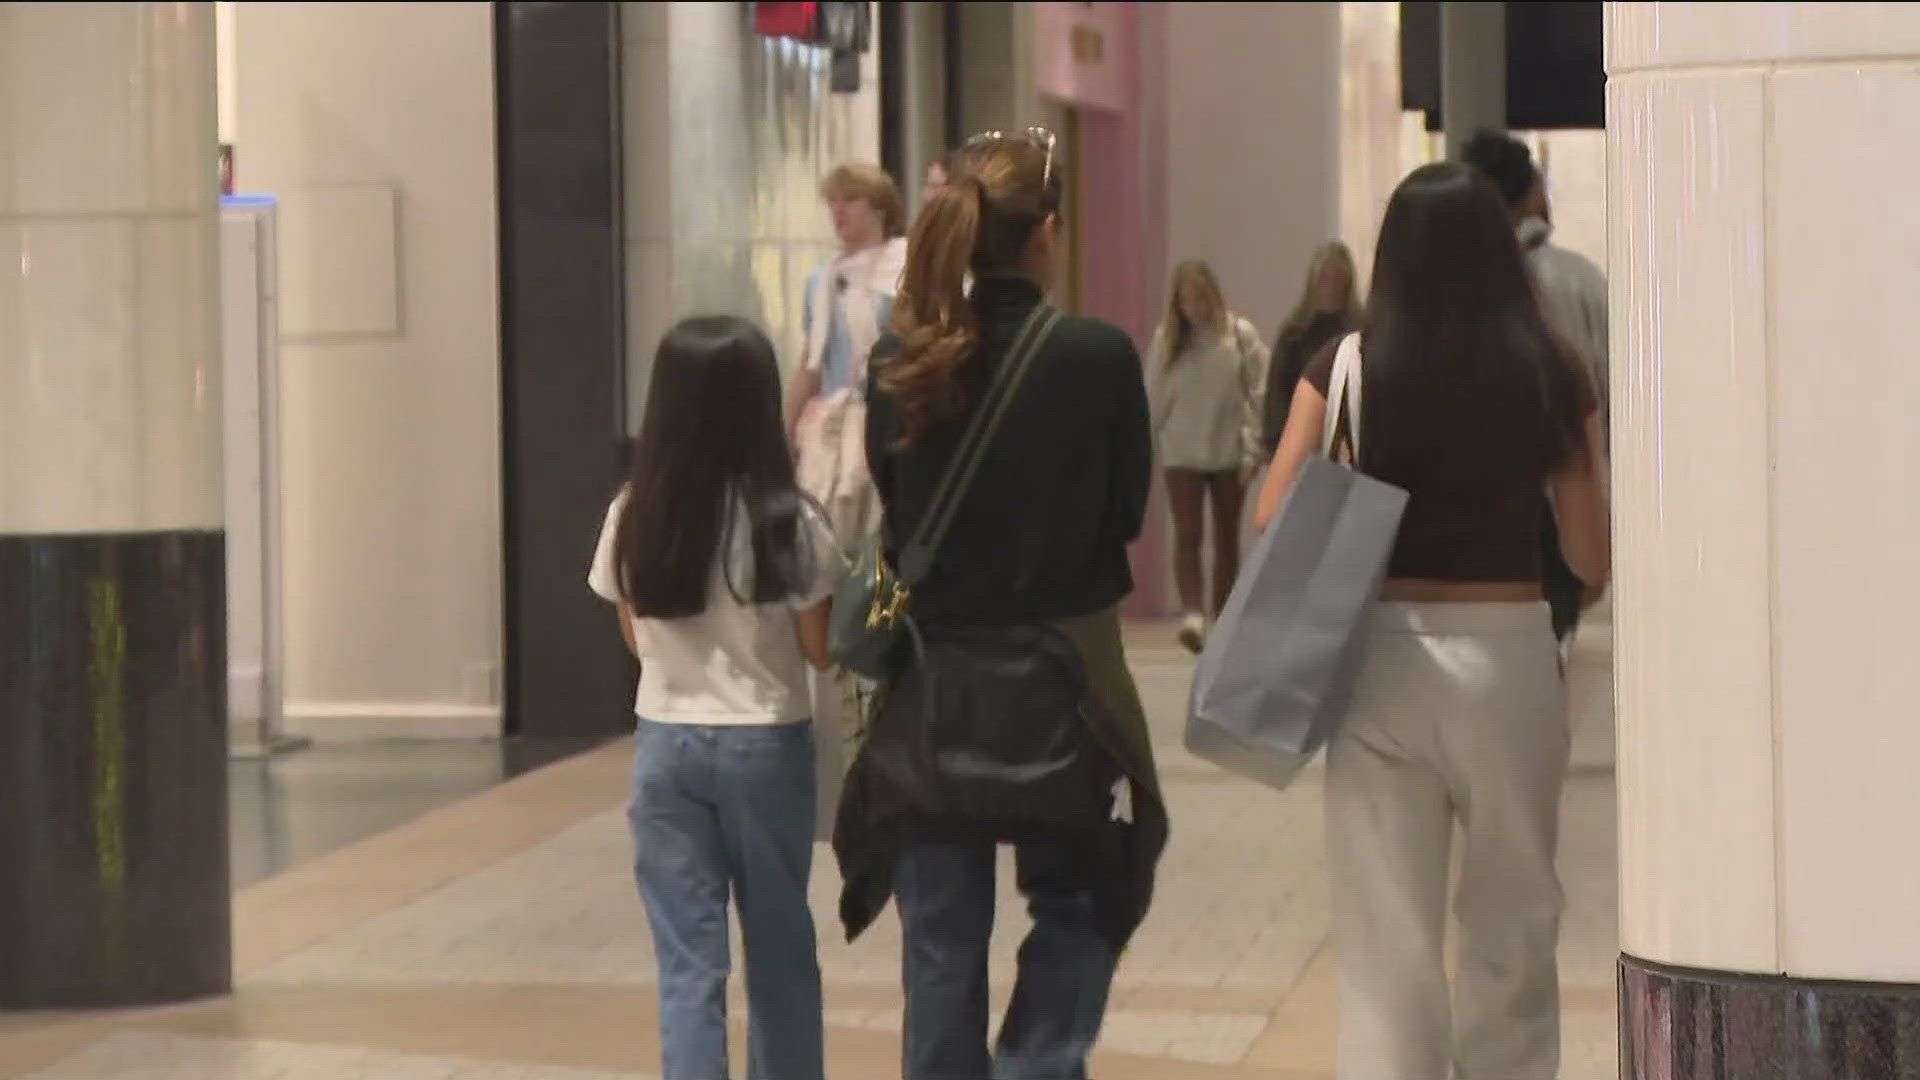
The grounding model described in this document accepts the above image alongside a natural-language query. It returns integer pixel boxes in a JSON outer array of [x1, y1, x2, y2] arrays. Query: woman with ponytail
[[833, 130, 1166, 1080]]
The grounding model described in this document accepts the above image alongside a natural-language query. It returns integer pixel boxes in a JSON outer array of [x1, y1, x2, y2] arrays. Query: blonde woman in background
[[1264, 242, 1361, 455], [1148, 260, 1269, 653]]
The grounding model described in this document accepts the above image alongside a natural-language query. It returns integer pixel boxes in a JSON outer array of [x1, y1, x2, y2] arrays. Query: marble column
[[1610, 3, 1920, 1074], [1440, 0, 1504, 157], [0, 2, 229, 1006]]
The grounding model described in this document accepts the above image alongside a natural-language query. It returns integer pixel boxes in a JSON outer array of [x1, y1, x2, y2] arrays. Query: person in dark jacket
[[1263, 241, 1360, 455], [1460, 129, 1609, 664], [834, 128, 1167, 1080]]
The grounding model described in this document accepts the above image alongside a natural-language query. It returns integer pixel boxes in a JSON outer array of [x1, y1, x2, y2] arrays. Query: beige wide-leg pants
[[1326, 601, 1569, 1080]]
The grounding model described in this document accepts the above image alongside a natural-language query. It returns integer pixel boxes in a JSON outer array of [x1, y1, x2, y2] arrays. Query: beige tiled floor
[[1, 617, 1619, 1080], [22, 1032, 652, 1080]]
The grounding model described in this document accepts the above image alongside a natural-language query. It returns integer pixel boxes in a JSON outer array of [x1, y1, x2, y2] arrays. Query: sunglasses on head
[[962, 126, 1057, 190]]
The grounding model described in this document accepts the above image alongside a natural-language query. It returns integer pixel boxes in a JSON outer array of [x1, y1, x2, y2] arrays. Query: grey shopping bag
[[1184, 334, 1406, 790]]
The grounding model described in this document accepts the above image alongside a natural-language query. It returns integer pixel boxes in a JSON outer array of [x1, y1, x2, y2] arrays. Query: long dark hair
[[614, 316, 813, 618], [881, 131, 1061, 445], [1358, 162, 1587, 497]]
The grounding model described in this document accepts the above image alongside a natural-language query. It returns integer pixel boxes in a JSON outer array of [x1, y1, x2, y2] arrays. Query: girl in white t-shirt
[[589, 315, 842, 1080]]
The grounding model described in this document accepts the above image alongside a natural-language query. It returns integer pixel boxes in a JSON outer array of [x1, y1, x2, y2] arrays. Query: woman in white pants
[[1255, 161, 1610, 1080]]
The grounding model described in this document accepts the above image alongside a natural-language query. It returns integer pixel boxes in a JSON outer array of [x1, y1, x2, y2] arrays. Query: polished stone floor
[[2, 616, 1617, 1080], [229, 738, 601, 887]]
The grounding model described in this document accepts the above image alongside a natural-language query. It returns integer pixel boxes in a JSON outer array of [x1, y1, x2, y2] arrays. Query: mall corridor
[[0, 617, 1619, 1080], [21, 1, 1920, 1075]]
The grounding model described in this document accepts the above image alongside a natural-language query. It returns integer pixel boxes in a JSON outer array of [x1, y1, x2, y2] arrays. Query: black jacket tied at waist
[[833, 606, 1168, 949]]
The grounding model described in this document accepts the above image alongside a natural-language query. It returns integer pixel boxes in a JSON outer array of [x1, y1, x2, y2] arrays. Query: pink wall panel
[[1035, 2, 1131, 113], [1036, 1, 1173, 617]]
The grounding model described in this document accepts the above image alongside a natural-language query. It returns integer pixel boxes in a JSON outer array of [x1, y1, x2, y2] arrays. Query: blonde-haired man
[[789, 162, 907, 838], [788, 163, 907, 548]]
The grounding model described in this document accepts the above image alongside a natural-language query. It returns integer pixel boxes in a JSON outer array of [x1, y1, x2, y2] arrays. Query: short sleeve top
[[588, 490, 844, 724], [1301, 338, 1595, 583]]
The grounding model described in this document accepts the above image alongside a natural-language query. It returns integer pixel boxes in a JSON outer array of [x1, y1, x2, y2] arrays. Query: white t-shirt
[[587, 490, 844, 725]]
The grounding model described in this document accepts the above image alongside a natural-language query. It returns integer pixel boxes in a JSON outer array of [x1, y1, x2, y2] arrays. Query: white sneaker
[[1177, 614, 1206, 655]]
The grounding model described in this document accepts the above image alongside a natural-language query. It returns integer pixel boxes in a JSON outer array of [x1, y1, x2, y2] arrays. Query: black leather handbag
[[863, 621, 1120, 838]]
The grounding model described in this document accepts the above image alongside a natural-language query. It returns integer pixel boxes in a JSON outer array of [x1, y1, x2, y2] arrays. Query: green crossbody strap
[[896, 302, 1061, 585], [915, 305, 1062, 554]]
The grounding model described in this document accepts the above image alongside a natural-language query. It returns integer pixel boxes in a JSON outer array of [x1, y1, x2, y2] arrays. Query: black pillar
[[495, 1, 638, 740]]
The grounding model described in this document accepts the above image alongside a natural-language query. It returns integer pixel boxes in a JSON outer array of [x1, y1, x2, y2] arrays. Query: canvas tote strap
[[1323, 332, 1364, 459]]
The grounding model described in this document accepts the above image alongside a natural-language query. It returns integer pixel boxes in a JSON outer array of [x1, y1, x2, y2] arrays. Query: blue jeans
[[629, 720, 823, 1080], [895, 834, 1119, 1080]]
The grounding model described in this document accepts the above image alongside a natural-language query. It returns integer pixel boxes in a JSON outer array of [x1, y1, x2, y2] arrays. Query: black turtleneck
[[865, 276, 1152, 626], [1264, 310, 1352, 453]]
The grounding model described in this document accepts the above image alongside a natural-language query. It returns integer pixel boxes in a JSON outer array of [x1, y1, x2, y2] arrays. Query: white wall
[[1337, 1, 1405, 288], [233, 1, 502, 738], [215, 1, 237, 144], [1166, 1, 1341, 341], [1535, 130, 1606, 269]]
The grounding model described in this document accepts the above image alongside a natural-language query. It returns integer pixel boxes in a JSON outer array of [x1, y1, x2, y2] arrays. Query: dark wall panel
[[1400, 1, 1606, 131], [496, 1, 636, 740]]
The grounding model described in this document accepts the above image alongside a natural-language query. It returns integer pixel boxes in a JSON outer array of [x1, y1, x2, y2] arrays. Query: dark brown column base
[[1622, 953, 1920, 1078], [0, 531, 230, 1007]]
